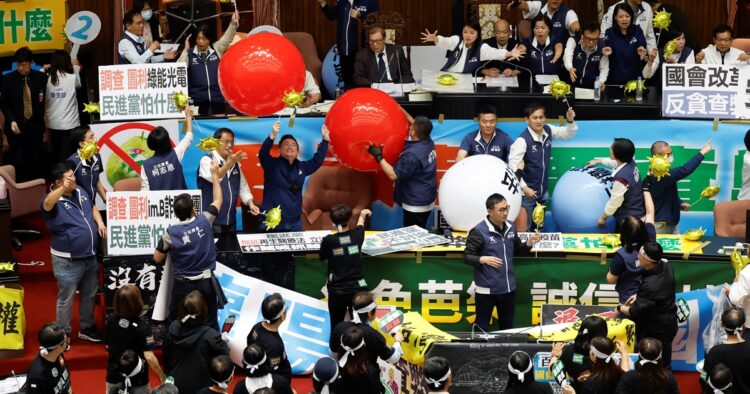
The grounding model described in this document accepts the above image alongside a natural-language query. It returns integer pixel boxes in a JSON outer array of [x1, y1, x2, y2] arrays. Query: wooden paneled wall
[[280, 0, 729, 60]]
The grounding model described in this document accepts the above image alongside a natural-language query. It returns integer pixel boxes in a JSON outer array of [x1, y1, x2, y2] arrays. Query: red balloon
[[218, 33, 306, 116], [325, 88, 409, 171]]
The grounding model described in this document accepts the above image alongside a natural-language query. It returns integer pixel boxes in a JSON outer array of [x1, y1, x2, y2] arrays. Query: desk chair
[[0, 165, 46, 250]]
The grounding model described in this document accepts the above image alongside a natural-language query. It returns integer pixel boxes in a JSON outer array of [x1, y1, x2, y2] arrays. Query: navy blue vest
[[520, 126, 553, 196], [118, 34, 146, 64], [42, 187, 98, 259], [67, 152, 103, 205], [143, 150, 187, 191], [613, 161, 646, 220], [571, 40, 605, 88], [473, 219, 517, 294], [441, 38, 483, 74], [524, 37, 561, 75], [394, 139, 437, 208], [197, 155, 241, 226], [547, 4, 573, 44], [166, 213, 216, 276], [613, 247, 643, 303], [187, 48, 225, 104]]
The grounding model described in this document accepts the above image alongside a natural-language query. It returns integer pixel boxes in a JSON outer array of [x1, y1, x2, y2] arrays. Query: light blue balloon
[[322, 45, 345, 97], [552, 166, 616, 233]]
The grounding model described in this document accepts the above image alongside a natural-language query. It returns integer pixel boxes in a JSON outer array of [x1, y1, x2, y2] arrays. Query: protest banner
[[0, 1, 66, 56], [237, 231, 330, 253], [661, 64, 748, 119], [363, 226, 450, 256]]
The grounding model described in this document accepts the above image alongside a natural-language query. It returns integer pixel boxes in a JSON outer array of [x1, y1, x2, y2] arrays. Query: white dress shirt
[[118, 31, 164, 64], [435, 35, 512, 73], [563, 37, 610, 85], [198, 150, 254, 205], [699, 45, 749, 65], [729, 265, 750, 329], [508, 122, 578, 188]]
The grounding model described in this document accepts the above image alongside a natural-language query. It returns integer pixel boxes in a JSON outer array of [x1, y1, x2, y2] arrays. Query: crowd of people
[[4, 0, 750, 393]]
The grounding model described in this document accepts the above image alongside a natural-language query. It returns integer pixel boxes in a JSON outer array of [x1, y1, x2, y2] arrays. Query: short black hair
[[477, 104, 497, 118], [524, 101, 546, 117], [611, 138, 635, 163], [424, 356, 451, 390], [464, 20, 481, 35], [214, 127, 234, 140], [279, 134, 299, 148], [119, 350, 141, 376], [243, 344, 272, 377], [123, 10, 140, 27], [532, 15, 553, 31], [485, 193, 506, 210], [721, 307, 746, 333], [209, 355, 235, 386], [195, 24, 216, 43], [507, 351, 535, 388], [261, 293, 286, 323], [619, 216, 649, 253], [744, 129, 750, 152], [582, 22, 601, 34], [49, 161, 74, 184], [69, 126, 91, 147], [413, 116, 433, 140], [708, 363, 733, 392], [331, 204, 353, 226], [612, 3, 635, 27], [173, 193, 194, 221], [713, 24, 733, 38], [131, 0, 152, 13], [147, 126, 172, 155], [642, 241, 664, 263], [38, 322, 65, 349], [14, 47, 32, 63], [573, 315, 608, 354]]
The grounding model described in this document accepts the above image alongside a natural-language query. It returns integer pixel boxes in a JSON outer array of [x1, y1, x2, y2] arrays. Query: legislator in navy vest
[[524, 37, 561, 75], [441, 38, 483, 74], [196, 154, 241, 226], [520, 126, 553, 196], [613, 247, 643, 303], [547, 4, 574, 44], [118, 34, 145, 64], [143, 150, 187, 191], [613, 161, 646, 220], [473, 219, 518, 294], [67, 152, 103, 206], [187, 48, 224, 104], [394, 139, 437, 208], [571, 40, 605, 88], [166, 214, 216, 276], [42, 187, 98, 259]]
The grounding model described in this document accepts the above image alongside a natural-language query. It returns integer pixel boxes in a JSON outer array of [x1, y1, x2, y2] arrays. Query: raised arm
[[209, 160, 223, 211]]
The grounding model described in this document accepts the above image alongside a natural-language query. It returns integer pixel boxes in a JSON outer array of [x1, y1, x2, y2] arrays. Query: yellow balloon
[[663, 39, 678, 59], [197, 137, 221, 152], [83, 102, 100, 113], [79, 140, 100, 161], [730, 248, 750, 279], [282, 89, 305, 108], [682, 227, 705, 241], [532, 202, 545, 227], [264, 206, 283, 230], [600, 234, 621, 249], [437, 74, 458, 86], [549, 80, 571, 99], [648, 154, 671, 181], [172, 91, 190, 111], [624, 79, 644, 93], [653, 9, 672, 31], [700, 186, 720, 199]]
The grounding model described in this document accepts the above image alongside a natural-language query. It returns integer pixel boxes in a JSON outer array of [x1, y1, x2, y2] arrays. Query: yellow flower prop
[[700, 186, 720, 199], [600, 234, 621, 248], [0, 262, 15, 273], [79, 140, 100, 161], [648, 154, 671, 181], [549, 80, 571, 99], [731, 247, 750, 279], [663, 39, 678, 59], [282, 89, 305, 108], [682, 227, 705, 241], [624, 79, 644, 93], [197, 137, 221, 152], [653, 9, 671, 31], [263, 206, 283, 230], [437, 74, 458, 86], [172, 91, 190, 111], [83, 102, 100, 113], [532, 202, 545, 227]]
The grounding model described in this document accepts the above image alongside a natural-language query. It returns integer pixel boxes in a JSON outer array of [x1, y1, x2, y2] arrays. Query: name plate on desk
[[237, 231, 330, 253]]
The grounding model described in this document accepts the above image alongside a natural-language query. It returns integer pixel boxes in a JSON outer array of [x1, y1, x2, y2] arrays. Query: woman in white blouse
[[45, 50, 81, 162]]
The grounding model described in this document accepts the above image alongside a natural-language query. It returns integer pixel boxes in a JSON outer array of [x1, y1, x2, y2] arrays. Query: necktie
[[23, 78, 32, 120], [377, 53, 391, 82]]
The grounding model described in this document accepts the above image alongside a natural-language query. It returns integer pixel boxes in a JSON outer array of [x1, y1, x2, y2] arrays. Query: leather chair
[[302, 167, 374, 230], [714, 200, 750, 237], [113, 178, 142, 192], [733, 38, 750, 54], [0, 165, 46, 250], [283, 32, 323, 87]]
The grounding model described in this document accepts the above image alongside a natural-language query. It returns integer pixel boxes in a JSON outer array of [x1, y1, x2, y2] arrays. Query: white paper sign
[[518, 232, 564, 252], [237, 231, 331, 253]]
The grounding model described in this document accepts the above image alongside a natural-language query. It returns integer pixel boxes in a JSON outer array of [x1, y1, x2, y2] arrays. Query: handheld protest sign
[[65, 11, 102, 59], [378, 309, 404, 334]]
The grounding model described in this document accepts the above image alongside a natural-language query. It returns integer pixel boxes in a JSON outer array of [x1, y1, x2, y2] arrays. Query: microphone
[[394, 44, 406, 98], [473, 60, 491, 93], [495, 58, 534, 93]]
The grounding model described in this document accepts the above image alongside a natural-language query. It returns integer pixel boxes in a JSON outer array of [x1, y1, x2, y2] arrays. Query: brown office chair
[[0, 165, 46, 250], [113, 177, 142, 192], [714, 200, 750, 237], [283, 32, 323, 87], [361, 11, 411, 58], [301, 166, 374, 230], [733, 38, 750, 54]]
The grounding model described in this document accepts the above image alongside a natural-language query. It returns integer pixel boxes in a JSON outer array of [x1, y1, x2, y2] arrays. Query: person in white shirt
[[662, 30, 695, 64], [726, 264, 750, 340], [696, 25, 750, 65], [118, 10, 177, 64], [45, 50, 81, 162], [563, 23, 610, 89], [301, 71, 322, 108], [514, 0, 580, 42], [739, 130, 750, 201], [601, 0, 656, 51], [423, 356, 452, 394]]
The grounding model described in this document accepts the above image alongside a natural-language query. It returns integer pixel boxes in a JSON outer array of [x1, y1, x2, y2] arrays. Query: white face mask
[[141, 10, 153, 21]]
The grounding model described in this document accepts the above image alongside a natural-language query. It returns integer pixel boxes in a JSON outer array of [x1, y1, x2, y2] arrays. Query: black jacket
[[353, 43, 415, 87], [628, 261, 678, 341], [1, 69, 47, 133], [163, 322, 229, 394]]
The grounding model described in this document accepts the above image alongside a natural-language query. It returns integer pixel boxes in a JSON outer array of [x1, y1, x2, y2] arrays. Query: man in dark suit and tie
[[1, 47, 48, 182], [353, 26, 415, 87], [479, 19, 525, 78]]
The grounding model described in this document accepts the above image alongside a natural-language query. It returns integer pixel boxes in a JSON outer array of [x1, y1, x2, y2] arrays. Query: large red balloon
[[325, 88, 409, 171], [218, 33, 306, 116]]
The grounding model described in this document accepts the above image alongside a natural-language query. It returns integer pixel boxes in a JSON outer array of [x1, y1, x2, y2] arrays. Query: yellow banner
[[0, 285, 25, 350], [0, 1, 67, 56], [529, 316, 636, 352], [377, 311, 457, 365]]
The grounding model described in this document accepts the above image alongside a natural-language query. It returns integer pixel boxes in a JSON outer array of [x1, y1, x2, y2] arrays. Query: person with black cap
[[196, 355, 235, 394], [702, 307, 750, 393], [247, 293, 292, 383], [504, 350, 553, 393], [234, 344, 293, 394], [312, 356, 341, 394], [423, 356, 452, 393], [25, 323, 72, 394]]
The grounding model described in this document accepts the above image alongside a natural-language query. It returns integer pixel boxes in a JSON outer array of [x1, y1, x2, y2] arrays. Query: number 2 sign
[[65, 11, 102, 59]]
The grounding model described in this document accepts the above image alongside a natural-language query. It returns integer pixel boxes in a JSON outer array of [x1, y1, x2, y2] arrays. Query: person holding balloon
[[508, 101, 577, 231], [367, 116, 437, 229], [595, 138, 645, 230], [140, 109, 194, 191]]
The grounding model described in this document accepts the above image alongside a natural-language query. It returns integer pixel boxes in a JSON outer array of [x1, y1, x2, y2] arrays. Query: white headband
[[313, 366, 339, 394], [181, 314, 197, 323], [123, 357, 144, 389], [352, 302, 377, 324], [707, 377, 732, 394], [638, 351, 662, 366], [39, 337, 66, 356], [339, 338, 366, 368], [265, 305, 287, 324], [425, 369, 452, 388], [507, 351, 533, 382], [211, 365, 235, 389], [591, 346, 614, 364], [243, 353, 267, 374], [724, 325, 743, 339], [639, 246, 667, 263]]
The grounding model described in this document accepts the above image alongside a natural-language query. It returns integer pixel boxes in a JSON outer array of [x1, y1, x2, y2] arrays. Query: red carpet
[[1, 213, 699, 393]]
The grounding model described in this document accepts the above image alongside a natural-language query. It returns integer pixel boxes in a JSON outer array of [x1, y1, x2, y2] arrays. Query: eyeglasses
[[497, 206, 511, 213], [369, 38, 384, 44]]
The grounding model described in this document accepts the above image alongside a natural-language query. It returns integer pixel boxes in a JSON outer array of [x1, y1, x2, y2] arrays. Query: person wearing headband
[[504, 351, 552, 393], [616, 240, 678, 368], [423, 356, 452, 393], [25, 323, 72, 394], [312, 356, 341, 394], [164, 291, 229, 394], [549, 315, 608, 392], [235, 344, 293, 394], [247, 293, 292, 383], [108, 350, 149, 394], [196, 355, 235, 394], [106, 285, 165, 393], [335, 326, 382, 393], [578, 337, 628, 393], [615, 338, 678, 393], [702, 308, 750, 393], [319, 204, 372, 332], [705, 363, 735, 394]]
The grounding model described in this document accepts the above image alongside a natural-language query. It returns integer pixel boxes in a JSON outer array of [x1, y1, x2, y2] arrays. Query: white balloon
[[248, 25, 283, 36], [438, 155, 523, 231]]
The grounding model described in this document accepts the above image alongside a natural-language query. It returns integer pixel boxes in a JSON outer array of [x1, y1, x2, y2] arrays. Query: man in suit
[[479, 19, 523, 78], [353, 26, 415, 87], [1, 47, 48, 182]]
